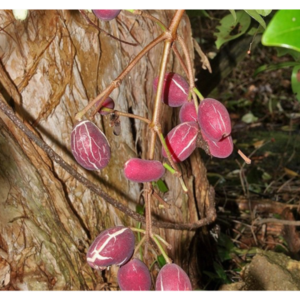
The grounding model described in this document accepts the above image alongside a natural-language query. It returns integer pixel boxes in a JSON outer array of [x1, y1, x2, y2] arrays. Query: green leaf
[[218, 232, 235, 251], [247, 25, 265, 36], [157, 254, 166, 268], [242, 112, 258, 124], [213, 262, 230, 283], [291, 64, 300, 101], [186, 10, 211, 19], [217, 247, 232, 262], [276, 47, 300, 61], [245, 10, 267, 29], [255, 10, 272, 17], [262, 10, 300, 52], [156, 179, 169, 193], [214, 11, 251, 49], [136, 204, 145, 215], [229, 10, 237, 24], [254, 61, 300, 77]]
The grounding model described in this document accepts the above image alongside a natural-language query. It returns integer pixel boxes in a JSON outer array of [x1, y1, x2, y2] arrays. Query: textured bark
[[0, 10, 212, 290]]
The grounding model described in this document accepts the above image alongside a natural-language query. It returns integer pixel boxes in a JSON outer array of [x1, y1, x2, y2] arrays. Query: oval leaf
[[214, 11, 251, 49], [291, 64, 300, 102], [245, 10, 266, 29], [256, 10, 272, 17], [262, 10, 300, 52]]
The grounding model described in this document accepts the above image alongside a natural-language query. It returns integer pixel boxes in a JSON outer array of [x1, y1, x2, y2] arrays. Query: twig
[[75, 33, 166, 121], [101, 108, 151, 125], [253, 218, 300, 226], [79, 10, 137, 46], [0, 93, 215, 231], [238, 149, 251, 164], [177, 35, 199, 112], [193, 38, 212, 73]]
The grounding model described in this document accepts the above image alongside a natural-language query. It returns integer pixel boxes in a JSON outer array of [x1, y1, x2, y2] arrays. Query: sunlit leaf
[[229, 10, 237, 24], [242, 112, 258, 123], [244, 10, 266, 29], [262, 10, 300, 52], [214, 11, 251, 49], [291, 64, 300, 101], [255, 10, 272, 17]]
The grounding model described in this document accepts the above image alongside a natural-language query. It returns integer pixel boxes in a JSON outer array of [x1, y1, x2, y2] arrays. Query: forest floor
[[190, 10, 300, 289]]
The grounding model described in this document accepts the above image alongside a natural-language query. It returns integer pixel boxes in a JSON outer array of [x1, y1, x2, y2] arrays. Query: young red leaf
[[93, 10, 121, 21], [118, 259, 151, 291], [95, 97, 115, 115], [162, 122, 199, 162], [201, 130, 234, 158], [71, 120, 110, 170], [86, 226, 135, 270], [124, 158, 165, 183], [156, 263, 192, 291], [197, 98, 231, 141], [179, 101, 197, 123], [153, 72, 189, 107]]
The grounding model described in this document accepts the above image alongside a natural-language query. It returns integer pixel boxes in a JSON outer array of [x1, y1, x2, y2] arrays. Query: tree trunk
[[0, 10, 213, 290]]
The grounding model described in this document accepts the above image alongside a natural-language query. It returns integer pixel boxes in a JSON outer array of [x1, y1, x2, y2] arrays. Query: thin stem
[[101, 108, 151, 124], [156, 127, 188, 192], [145, 185, 153, 241], [75, 33, 166, 121], [79, 10, 137, 46], [0, 92, 214, 231], [137, 221, 143, 261], [148, 40, 172, 159], [133, 235, 146, 258], [152, 191, 171, 209], [130, 227, 146, 234], [152, 235, 172, 264], [177, 35, 199, 112], [156, 127, 180, 173], [131, 10, 167, 32], [163, 163, 176, 174], [154, 234, 172, 250], [172, 45, 189, 79], [193, 87, 204, 101]]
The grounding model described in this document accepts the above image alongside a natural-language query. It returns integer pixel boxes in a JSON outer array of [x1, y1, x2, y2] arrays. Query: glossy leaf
[[291, 64, 300, 101], [215, 11, 251, 49], [244, 10, 266, 29], [229, 10, 237, 24], [262, 10, 300, 52], [255, 10, 272, 17]]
